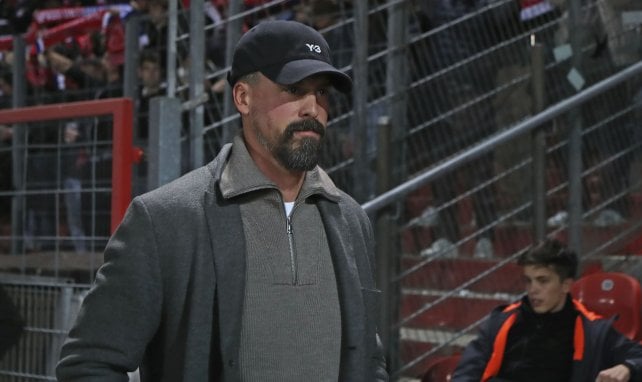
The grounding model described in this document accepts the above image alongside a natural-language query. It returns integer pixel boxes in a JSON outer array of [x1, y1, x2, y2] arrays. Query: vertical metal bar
[[568, 0, 583, 253], [166, 0, 178, 97], [111, 99, 134, 233], [223, 0, 243, 144], [11, 34, 26, 256], [49, 286, 71, 375], [387, 0, 408, 186], [352, 0, 369, 203], [147, 97, 182, 190], [383, 2, 408, 372], [375, 116, 398, 373], [123, 14, 140, 101], [189, 0, 205, 169], [531, 40, 546, 241], [123, 11, 140, 159]]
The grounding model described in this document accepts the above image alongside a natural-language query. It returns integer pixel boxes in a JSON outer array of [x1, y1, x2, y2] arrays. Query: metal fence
[[0, 98, 135, 380], [370, 59, 642, 379], [0, 275, 89, 382], [0, 99, 135, 270]]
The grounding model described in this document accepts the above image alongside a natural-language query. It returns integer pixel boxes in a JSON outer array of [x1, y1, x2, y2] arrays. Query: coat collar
[[218, 134, 341, 203]]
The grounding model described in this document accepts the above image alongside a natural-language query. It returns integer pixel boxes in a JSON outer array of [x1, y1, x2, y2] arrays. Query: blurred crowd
[[0, 0, 350, 107], [0, 0, 640, 257], [0, 0, 352, 253]]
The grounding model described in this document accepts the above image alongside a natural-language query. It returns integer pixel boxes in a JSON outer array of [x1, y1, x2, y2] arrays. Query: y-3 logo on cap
[[306, 43, 321, 53]]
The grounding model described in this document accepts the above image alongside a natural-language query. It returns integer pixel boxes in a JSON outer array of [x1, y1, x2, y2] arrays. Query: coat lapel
[[203, 146, 246, 380], [318, 199, 366, 380]]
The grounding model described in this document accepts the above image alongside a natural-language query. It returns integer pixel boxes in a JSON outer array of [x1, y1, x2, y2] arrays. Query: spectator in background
[[452, 238, 642, 381], [137, 0, 168, 69], [136, 48, 163, 141], [131, 48, 164, 198], [45, 44, 107, 98], [546, 0, 634, 227], [61, 121, 88, 254], [98, 10, 125, 98], [411, 0, 498, 258]]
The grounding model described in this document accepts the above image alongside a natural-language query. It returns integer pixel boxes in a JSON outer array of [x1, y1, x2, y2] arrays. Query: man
[[452, 238, 642, 382], [56, 20, 387, 382], [136, 48, 164, 141]]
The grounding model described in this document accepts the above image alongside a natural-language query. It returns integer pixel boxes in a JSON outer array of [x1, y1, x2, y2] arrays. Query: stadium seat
[[421, 354, 461, 382], [571, 272, 642, 340]]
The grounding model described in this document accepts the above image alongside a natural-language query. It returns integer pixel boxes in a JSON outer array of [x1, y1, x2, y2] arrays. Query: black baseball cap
[[227, 20, 352, 93]]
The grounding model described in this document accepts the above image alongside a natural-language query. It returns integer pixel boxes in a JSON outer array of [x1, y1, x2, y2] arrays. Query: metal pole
[[375, 116, 398, 373], [123, 13, 142, 196], [222, 0, 243, 144], [352, 0, 369, 203], [567, 0, 583, 253], [189, 0, 205, 169], [147, 97, 182, 190], [166, 0, 178, 97], [11, 34, 26, 256], [123, 13, 140, 102], [386, 0, 409, 187], [531, 39, 546, 241]]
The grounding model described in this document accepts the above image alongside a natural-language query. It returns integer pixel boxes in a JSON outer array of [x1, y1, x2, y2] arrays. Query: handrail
[[363, 60, 642, 215]]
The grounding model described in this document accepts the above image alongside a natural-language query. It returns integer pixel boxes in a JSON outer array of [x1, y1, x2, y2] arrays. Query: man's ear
[[232, 81, 250, 115]]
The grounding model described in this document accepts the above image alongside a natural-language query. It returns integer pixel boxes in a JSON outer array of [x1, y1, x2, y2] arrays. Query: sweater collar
[[520, 294, 577, 323], [219, 134, 341, 203]]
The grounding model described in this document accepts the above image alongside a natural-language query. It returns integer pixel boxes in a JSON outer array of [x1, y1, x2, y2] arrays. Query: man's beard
[[273, 119, 325, 171]]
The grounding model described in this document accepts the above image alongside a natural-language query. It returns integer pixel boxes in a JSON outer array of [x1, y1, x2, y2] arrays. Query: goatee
[[274, 119, 325, 171]]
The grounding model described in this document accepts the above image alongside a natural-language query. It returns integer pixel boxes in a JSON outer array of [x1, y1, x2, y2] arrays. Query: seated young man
[[452, 238, 642, 382]]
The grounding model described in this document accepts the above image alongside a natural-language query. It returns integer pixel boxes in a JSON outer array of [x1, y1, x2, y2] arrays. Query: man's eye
[[285, 86, 299, 95]]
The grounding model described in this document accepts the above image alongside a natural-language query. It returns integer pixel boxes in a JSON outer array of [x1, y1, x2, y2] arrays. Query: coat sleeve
[[356, 202, 389, 381], [452, 313, 499, 382], [363, 211, 389, 381], [374, 336, 388, 381], [56, 198, 163, 381], [603, 325, 642, 382]]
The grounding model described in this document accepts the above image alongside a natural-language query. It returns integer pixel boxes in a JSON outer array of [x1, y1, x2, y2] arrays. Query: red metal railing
[[0, 97, 136, 233]]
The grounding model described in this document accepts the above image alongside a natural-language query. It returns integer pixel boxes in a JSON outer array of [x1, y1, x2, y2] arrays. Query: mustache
[[284, 119, 325, 139]]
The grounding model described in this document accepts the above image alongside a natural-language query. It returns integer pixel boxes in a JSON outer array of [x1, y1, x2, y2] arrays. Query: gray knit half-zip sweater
[[219, 135, 342, 381]]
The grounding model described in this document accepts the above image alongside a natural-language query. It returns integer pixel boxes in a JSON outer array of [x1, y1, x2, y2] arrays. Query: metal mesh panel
[[0, 276, 90, 382], [353, 0, 640, 379], [0, 116, 113, 281], [0, 99, 134, 284]]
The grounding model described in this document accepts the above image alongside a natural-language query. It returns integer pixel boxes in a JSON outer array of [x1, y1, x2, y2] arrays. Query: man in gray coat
[[56, 20, 388, 382]]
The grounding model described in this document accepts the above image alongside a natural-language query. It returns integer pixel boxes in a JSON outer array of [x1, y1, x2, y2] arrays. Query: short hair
[[517, 238, 578, 280], [238, 72, 259, 85], [139, 49, 160, 68]]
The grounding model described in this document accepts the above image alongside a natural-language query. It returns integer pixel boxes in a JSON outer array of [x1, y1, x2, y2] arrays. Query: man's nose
[[299, 93, 320, 119]]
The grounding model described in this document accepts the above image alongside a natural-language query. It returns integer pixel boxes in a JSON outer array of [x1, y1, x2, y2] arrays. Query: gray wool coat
[[56, 143, 388, 382]]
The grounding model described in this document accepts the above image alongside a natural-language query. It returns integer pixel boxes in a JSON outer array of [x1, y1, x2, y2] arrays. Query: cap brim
[[262, 59, 352, 93]]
